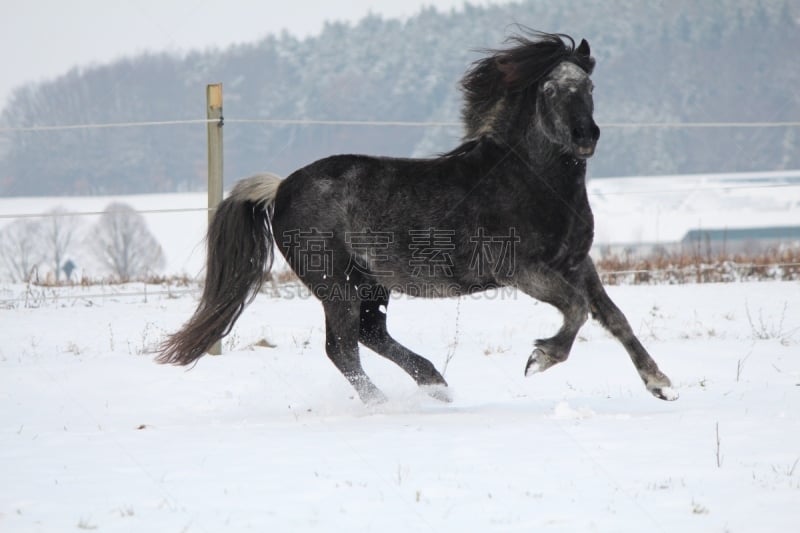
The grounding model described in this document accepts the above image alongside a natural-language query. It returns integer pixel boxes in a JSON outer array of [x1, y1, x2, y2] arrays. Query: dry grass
[[596, 248, 800, 285], [30, 273, 195, 288]]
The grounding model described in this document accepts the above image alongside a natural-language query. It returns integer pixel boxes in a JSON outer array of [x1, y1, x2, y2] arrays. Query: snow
[[1, 280, 799, 531]]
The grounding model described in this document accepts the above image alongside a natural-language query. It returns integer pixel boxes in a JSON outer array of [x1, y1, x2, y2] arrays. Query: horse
[[158, 31, 678, 404]]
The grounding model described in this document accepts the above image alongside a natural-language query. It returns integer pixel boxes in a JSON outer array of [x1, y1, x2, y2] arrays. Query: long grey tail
[[157, 173, 282, 365]]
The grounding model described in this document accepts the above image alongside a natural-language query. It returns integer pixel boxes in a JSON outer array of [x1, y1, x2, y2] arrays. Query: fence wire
[[2, 117, 800, 134], [0, 118, 216, 133], [0, 206, 213, 221]]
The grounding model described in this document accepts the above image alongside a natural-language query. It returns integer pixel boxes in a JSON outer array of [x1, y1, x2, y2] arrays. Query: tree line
[[0, 0, 798, 197], [0, 203, 165, 282]]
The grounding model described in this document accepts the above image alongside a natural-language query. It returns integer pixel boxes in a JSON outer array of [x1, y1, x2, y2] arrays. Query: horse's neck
[[518, 130, 587, 187], [477, 133, 587, 195]]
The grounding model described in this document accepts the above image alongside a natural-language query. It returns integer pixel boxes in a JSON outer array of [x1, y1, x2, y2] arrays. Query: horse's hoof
[[422, 384, 453, 403], [649, 385, 679, 401], [524, 349, 546, 376], [645, 372, 678, 401], [360, 388, 389, 405]]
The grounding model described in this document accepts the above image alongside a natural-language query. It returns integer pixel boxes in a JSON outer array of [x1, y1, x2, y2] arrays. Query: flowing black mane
[[460, 31, 596, 139]]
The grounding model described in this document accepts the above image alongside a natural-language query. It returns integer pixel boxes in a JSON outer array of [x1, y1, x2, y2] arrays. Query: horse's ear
[[577, 39, 595, 74], [496, 57, 518, 85], [577, 38, 591, 57]]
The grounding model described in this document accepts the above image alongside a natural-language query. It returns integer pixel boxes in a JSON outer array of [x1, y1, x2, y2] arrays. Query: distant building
[[593, 226, 800, 259], [681, 226, 800, 255]]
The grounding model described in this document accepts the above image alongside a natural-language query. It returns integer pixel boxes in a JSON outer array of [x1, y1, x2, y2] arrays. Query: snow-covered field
[[1, 279, 798, 531]]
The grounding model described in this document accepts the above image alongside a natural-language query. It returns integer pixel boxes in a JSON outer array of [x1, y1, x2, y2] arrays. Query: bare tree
[[41, 207, 80, 282], [91, 202, 165, 280], [0, 219, 44, 282]]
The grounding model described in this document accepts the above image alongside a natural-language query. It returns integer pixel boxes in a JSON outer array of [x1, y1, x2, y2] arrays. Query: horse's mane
[[460, 30, 595, 139]]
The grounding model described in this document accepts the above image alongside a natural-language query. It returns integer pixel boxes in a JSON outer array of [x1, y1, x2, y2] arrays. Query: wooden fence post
[[207, 83, 223, 356]]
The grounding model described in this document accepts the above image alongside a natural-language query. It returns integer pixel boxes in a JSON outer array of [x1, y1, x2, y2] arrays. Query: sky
[[1, 0, 509, 110]]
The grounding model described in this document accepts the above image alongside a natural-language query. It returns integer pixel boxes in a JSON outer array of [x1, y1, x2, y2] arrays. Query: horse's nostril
[[573, 123, 600, 144]]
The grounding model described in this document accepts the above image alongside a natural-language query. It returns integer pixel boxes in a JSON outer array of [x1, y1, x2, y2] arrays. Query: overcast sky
[[1, 0, 511, 109]]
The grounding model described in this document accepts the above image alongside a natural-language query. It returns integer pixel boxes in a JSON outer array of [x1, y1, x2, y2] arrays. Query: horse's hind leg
[[580, 258, 678, 401], [358, 294, 451, 402], [322, 300, 387, 404]]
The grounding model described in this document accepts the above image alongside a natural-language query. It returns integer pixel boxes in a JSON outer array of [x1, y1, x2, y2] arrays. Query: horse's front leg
[[513, 268, 589, 376], [580, 258, 678, 401]]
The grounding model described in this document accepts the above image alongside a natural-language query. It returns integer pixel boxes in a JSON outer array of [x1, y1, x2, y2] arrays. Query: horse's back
[[272, 152, 478, 230], [271, 152, 503, 294]]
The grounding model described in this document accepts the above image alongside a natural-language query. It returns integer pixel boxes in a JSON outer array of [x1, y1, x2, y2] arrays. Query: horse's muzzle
[[571, 122, 600, 159], [575, 144, 596, 158]]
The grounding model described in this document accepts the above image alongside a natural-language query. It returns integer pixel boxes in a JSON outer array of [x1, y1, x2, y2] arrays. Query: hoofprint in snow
[[1, 280, 798, 531]]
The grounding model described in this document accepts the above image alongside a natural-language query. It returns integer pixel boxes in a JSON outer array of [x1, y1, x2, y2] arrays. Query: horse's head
[[461, 32, 600, 159], [535, 39, 599, 159]]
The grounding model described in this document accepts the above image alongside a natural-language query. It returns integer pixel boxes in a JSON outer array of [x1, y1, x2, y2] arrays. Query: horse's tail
[[157, 173, 282, 365]]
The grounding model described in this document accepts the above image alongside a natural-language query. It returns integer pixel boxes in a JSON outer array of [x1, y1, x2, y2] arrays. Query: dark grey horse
[[159, 32, 677, 403]]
